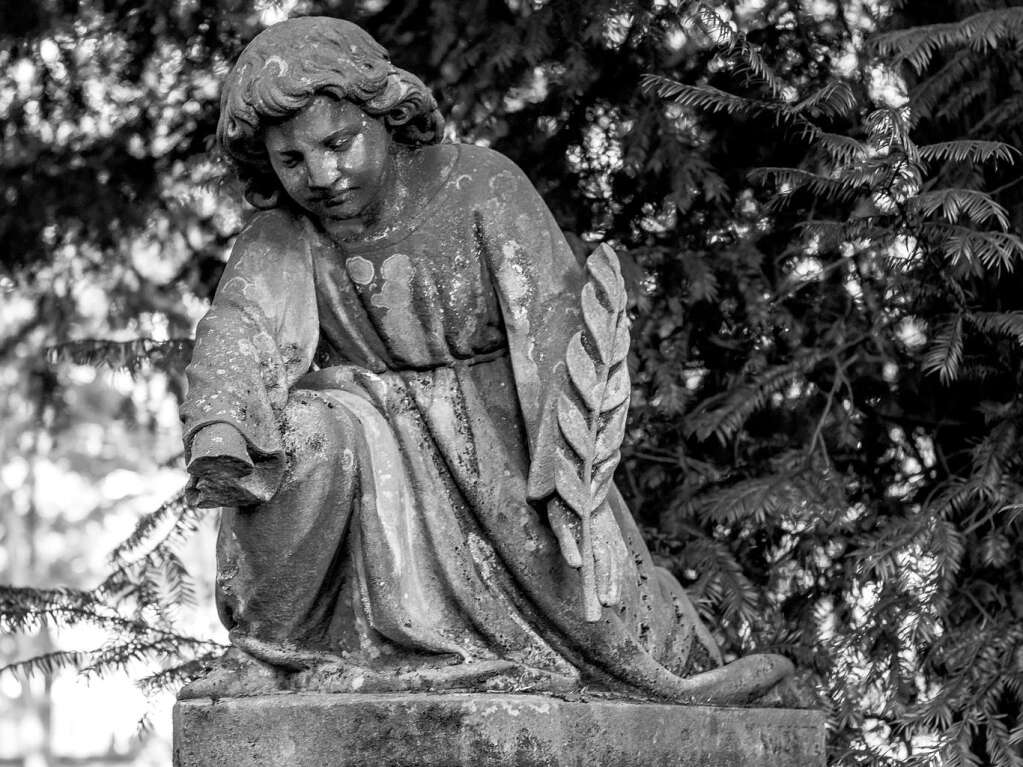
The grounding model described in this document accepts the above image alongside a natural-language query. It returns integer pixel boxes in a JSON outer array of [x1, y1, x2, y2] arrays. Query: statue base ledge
[[173, 692, 825, 767]]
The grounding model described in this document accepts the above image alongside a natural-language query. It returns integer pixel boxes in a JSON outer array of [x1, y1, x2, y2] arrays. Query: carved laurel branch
[[555, 243, 631, 620]]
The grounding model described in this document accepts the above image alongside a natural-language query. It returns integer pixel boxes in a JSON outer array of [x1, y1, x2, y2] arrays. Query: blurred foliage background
[[3, 0, 1023, 764]]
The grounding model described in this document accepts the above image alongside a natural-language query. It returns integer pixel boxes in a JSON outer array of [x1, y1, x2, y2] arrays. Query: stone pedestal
[[174, 693, 825, 767]]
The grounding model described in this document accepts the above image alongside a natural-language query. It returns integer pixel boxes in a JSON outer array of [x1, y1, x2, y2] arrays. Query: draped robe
[[181, 143, 764, 702]]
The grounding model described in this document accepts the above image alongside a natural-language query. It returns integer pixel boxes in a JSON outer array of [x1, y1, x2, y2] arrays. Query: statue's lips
[[322, 189, 358, 207]]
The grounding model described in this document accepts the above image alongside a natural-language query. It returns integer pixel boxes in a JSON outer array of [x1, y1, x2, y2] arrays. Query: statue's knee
[[282, 392, 354, 467]]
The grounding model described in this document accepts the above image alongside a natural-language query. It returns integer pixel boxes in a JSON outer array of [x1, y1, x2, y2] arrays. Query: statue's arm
[[180, 211, 318, 506], [478, 153, 630, 608], [477, 153, 585, 501]]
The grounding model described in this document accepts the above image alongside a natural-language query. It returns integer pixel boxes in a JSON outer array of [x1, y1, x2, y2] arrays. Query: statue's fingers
[[594, 539, 611, 605], [592, 504, 625, 606], [548, 500, 582, 568], [603, 543, 624, 607], [594, 538, 622, 607], [611, 522, 629, 605]]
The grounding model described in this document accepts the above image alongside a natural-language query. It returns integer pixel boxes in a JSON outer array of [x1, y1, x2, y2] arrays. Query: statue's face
[[263, 93, 393, 225]]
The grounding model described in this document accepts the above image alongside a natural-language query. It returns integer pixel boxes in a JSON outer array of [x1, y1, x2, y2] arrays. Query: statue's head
[[217, 17, 443, 210]]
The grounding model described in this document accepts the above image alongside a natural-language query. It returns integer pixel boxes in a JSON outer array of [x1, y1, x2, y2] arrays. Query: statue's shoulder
[[405, 142, 526, 210], [418, 143, 536, 209], [414, 142, 524, 181], [442, 142, 524, 179], [232, 208, 308, 255]]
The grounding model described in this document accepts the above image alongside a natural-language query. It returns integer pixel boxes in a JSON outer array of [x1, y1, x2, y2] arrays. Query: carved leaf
[[611, 318, 630, 359], [566, 333, 601, 409], [558, 392, 594, 462], [595, 406, 629, 463], [555, 450, 591, 516], [582, 283, 614, 364], [557, 245, 633, 518], [601, 361, 630, 413], [587, 244, 624, 311], [590, 454, 619, 509]]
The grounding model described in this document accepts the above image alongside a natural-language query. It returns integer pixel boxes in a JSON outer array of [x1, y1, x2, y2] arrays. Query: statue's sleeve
[[477, 154, 585, 502], [180, 211, 319, 497]]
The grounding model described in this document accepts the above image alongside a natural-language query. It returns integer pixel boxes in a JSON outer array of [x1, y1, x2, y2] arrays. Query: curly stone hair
[[217, 17, 444, 209]]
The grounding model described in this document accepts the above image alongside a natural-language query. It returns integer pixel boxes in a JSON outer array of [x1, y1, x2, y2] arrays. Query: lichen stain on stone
[[345, 255, 375, 285], [339, 447, 355, 472], [496, 245, 540, 387], [488, 169, 517, 199], [262, 54, 289, 77], [277, 341, 303, 375], [217, 562, 239, 588], [466, 532, 498, 578], [370, 253, 425, 348], [279, 398, 331, 480], [218, 276, 250, 299], [470, 698, 553, 718]]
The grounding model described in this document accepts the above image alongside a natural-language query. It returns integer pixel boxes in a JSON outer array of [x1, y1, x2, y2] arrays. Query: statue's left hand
[[548, 498, 627, 609]]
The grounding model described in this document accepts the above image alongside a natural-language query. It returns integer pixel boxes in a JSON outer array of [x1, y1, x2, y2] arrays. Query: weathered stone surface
[[173, 693, 825, 767]]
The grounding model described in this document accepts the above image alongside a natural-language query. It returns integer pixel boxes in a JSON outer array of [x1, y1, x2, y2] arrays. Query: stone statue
[[178, 16, 793, 705]]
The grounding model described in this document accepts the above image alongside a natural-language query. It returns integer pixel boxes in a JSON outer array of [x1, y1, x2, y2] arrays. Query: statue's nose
[[306, 155, 340, 190]]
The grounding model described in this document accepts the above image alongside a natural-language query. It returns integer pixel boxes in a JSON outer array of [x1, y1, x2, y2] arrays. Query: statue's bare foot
[[177, 647, 285, 700], [678, 653, 796, 705]]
